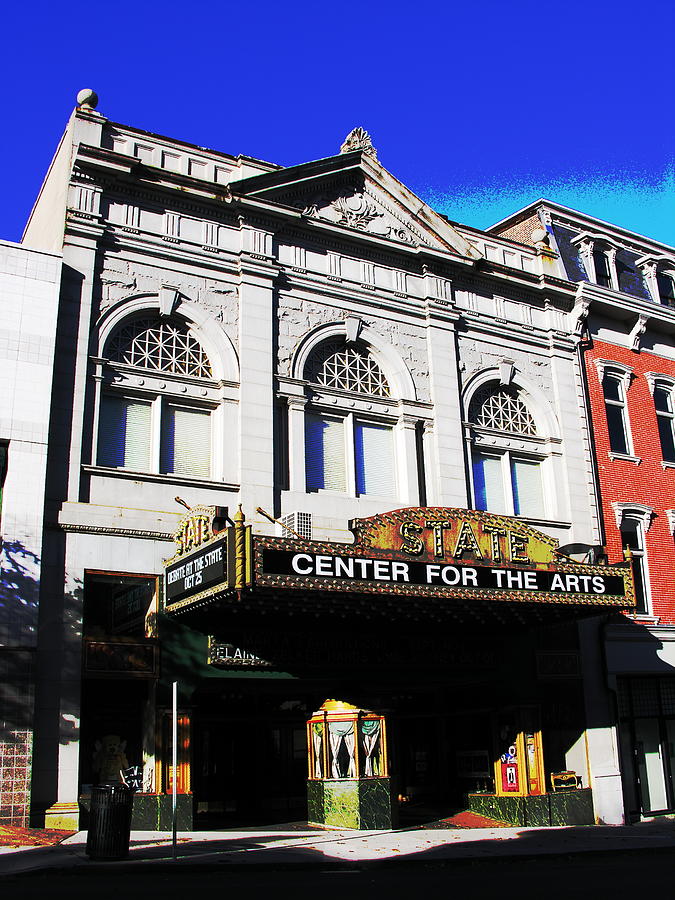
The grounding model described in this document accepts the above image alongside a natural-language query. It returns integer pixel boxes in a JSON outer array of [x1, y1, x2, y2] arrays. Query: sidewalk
[[1, 816, 675, 876]]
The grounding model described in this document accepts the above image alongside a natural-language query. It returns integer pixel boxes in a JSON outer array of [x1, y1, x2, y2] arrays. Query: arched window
[[469, 383, 546, 519], [106, 317, 212, 377], [305, 339, 390, 397], [303, 339, 395, 497], [469, 384, 536, 435], [97, 315, 215, 479]]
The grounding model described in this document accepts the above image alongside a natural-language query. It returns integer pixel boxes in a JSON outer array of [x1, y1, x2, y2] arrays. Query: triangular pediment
[[229, 150, 482, 260]]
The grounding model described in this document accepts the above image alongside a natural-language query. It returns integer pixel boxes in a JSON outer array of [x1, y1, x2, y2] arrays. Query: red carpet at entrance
[[427, 810, 511, 828], [0, 825, 75, 847]]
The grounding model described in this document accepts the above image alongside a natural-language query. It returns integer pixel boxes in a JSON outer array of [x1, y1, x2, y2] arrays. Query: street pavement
[[1, 816, 675, 876]]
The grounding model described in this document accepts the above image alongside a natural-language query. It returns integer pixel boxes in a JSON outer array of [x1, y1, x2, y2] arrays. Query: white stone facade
[[13, 101, 625, 828], [0, 240, 61, 826]]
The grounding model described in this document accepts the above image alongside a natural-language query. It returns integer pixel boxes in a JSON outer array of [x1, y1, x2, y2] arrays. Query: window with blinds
[[511, 459, 544, 518], [161, 405, 211, 477], [472, 453, 506, 513], [305, 414, 346, 491], [98, 314, 215, 480], [98, 395, 152, 470], [305, 414, 394, 496], [472, 452, 544, 518], [354, 420, 394, 496]]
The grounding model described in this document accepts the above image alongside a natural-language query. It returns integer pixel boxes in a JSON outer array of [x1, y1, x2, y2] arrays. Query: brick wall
[[490, 212, 542, 247], [584, 340, 675, 624], [0, 650, 35, 827]]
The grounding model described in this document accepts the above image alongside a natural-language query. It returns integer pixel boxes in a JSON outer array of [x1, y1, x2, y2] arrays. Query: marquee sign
[[254, 507, 634, 607], [165, 536, 228, 605], [163, 505, 234, 611]]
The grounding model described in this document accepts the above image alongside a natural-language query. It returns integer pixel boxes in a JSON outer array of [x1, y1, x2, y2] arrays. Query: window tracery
[[305, 339, 390, 397], [106, 316, 212, 378], [469, 385, 537, 435]]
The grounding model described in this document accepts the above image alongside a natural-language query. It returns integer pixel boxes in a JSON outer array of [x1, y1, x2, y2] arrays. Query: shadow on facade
[[0, 540, 40, 740]]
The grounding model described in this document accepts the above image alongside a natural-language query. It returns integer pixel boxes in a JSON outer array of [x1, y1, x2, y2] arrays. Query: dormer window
[[572, 233, 619, 291], [593, 247, 612, 288], [656, 270, 675, 307]]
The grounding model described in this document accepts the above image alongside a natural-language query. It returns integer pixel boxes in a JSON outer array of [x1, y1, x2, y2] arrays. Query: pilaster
[[424, 292, 467, 507], [237, 222, 278, 519]]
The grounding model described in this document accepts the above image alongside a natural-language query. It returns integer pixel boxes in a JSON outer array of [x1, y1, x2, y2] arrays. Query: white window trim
[[644, 372, 675, 394], [305, 408, 398, 499], [612, 502, 654, 532], [666, 509, 675, 535], [470, 445, 549, 521], [571, 233, 621, 291], [96, 389, 217, 480], [595, 361, 636, 458], [636, 254, 675, 305], [593, 359, 634, 387], [613, 503, 654, 616], [648, 376, 675, 465]]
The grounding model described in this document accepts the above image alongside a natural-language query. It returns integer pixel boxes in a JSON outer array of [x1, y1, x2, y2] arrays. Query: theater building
[[6, 92, 642, 829], [492, 202, 675, 820]]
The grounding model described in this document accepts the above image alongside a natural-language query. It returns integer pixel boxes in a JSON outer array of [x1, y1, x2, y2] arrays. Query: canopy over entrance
[[163, 507, 634, 637]]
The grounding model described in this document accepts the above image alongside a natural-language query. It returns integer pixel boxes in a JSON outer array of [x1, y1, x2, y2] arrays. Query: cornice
[[54, 522, 174, 541]]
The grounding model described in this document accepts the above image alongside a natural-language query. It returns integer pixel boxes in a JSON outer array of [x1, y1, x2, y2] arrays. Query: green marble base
[[307, 778, 395, 830], [80, 793, 194, 831], [467, 789, 594, 826]]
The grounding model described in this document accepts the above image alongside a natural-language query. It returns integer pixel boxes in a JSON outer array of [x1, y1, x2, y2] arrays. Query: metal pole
[[172, 680, 178, 860]]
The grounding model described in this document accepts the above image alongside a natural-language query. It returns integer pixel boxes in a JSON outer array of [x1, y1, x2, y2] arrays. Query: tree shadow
[[0, 540, 41, 740]]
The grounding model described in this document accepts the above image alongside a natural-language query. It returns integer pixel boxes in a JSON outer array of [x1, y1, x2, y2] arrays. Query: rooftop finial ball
[[76, 89, 98, 109]]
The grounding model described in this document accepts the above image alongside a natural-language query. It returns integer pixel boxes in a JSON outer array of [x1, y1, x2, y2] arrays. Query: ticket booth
[[494, 707, 545, 797], [306, 699, 396, 830]]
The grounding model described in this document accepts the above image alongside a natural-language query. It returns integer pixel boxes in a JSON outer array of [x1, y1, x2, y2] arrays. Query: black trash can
[[86, 784, 133, 860]]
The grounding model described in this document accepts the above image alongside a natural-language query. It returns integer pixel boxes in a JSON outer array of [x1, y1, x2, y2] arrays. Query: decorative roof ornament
[[340, 127, 378, 160], [76, 88, 99, 110]]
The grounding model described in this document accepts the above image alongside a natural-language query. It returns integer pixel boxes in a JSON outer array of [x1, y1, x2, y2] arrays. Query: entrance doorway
[[618, 677, 675, 815]]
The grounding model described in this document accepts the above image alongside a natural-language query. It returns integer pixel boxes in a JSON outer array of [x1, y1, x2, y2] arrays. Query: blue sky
[[3, 1, 674, 245]]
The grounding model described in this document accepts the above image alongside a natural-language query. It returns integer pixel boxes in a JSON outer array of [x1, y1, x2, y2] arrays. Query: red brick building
[[492, 202, 675, 819]]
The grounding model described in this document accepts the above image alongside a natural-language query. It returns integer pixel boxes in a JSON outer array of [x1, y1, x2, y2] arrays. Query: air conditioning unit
[[278, 511, 312, 540]]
